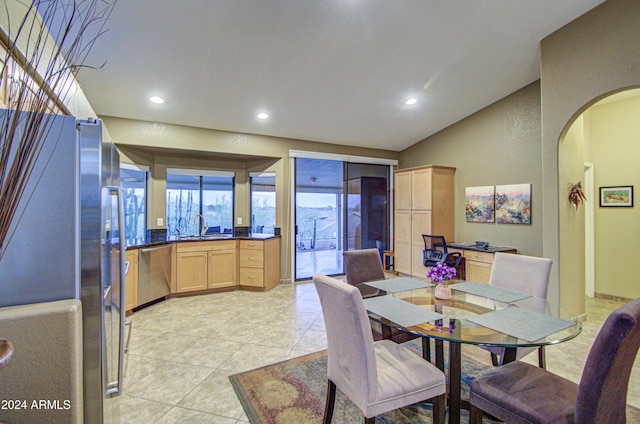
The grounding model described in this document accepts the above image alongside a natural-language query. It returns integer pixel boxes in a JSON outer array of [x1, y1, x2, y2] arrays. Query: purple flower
[[426, 263, 456, 283]]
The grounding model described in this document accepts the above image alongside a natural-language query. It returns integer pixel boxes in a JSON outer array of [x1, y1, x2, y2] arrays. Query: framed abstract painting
[[465, 186, 495, 222], [495, 183, 531, 224]]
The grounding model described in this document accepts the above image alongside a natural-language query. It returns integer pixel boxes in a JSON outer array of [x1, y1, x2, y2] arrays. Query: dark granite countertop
[[125, 229, 280, 249], [449, 242, 517, 253]]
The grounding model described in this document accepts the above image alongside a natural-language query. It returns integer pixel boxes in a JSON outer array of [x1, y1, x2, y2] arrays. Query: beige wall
[[399, 82, 543, 257], [589, 96, 640, 299], [107, 116, 399, 281], [558, 115, 586, 310], [541, 0, 640, 314]]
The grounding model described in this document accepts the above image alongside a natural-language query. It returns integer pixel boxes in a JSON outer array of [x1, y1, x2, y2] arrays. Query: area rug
[[229, 341, 494, 424], [230, 343, 640, 424]]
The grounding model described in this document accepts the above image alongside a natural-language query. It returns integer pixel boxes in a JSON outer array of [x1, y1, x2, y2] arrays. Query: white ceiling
[[76, 0, 604, 152]]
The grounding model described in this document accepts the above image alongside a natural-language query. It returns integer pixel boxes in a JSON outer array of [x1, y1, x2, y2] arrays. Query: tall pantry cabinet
[[394, 165, 455, 277]]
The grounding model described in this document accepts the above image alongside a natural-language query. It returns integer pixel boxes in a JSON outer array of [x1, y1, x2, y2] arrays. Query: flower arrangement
[[427, 263, 456, 283]]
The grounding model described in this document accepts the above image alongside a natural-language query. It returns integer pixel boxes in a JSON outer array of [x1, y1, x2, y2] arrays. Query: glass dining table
[[362, 277, 583, 424]]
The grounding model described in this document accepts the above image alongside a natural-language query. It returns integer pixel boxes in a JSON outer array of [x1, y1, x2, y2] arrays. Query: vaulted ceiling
[[76, 0, 604, 152]]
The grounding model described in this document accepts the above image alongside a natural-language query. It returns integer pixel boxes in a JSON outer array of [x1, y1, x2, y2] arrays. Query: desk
[[364, 280, 582, 424]]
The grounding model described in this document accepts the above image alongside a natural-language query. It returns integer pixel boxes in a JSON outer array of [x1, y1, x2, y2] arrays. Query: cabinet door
[[393, 209, 412, 274], [394, 171, 412, 210], [411, 210, 432, 277], [466, 260, 492, 285], [125, 250, 138, 311], [208, 249, 237, 289], [176, 251, 208, 292], [411, 168, 433, 210]]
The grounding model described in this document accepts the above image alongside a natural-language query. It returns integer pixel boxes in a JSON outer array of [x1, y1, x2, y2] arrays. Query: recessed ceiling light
[[405, 98, 418, 106], [257, 112, 269, 120], [150, 96, 165, 104]]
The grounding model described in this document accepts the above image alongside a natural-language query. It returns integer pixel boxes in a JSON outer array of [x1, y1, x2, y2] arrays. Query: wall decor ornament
[[465, 186, 495, 222], [568, 181, 586, 210], [599, 186, 633, 207], [495, 183, 531, 224]]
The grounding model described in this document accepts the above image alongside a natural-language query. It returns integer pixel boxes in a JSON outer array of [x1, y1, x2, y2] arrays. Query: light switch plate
[[237, 217, 242, 225], [157, 218, 163, 226]]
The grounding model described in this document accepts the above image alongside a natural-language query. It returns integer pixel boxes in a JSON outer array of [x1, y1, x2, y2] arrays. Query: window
[[166, 169, 234, 236], [120, 164, 148, 239], [250, 173, 276, 234]]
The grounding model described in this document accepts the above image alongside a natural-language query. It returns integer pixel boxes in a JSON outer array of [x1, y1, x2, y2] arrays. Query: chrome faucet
[[191, 213, 208, 236]]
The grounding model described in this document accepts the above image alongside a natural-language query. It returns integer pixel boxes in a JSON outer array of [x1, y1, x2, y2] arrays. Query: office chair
[[422, 234, 462, 268]]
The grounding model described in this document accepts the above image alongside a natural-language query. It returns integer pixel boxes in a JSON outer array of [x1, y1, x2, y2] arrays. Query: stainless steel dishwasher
[[138, 244, 172, 305]]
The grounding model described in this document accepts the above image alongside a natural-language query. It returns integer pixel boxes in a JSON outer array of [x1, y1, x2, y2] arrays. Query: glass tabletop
[[365, 279, 583, 348]]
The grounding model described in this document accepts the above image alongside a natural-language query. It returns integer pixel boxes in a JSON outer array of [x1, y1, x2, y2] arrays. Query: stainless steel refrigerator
[[0, 110, 125, 423]]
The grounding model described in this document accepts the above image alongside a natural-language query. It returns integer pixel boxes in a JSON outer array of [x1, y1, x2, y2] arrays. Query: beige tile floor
[[107, 282, 639, 423]]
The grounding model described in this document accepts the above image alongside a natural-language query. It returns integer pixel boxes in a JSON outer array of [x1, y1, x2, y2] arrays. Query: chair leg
[[469, 404, 484, 424], [422, 337, 432, 362], [432, 394, 446, 424], [491, 352, 499, 366], [364, 416, 375, 424], [538, 346, 546, 369], [324, 379, 336, 424]]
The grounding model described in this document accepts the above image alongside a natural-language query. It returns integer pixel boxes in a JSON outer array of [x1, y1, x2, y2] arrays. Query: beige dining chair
[[483, 252, 553, 367], [469, 297, 640, 424], [313, 274, 446, 424]]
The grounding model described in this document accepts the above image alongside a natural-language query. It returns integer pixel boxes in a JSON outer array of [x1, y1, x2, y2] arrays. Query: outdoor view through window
[[121, 166, 147, 239], [251, 174, 276, 234], [166, 171, 234, 236]]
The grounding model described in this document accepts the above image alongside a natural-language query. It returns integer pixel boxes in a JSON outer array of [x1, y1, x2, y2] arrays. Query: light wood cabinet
[[239, 238, 280, 291], [394, 165, 455, 278], [448, 247, 516, 285], [125, 249, 138, 311], [208, 248, 237, 289], [464, 250, 494, 285], [176, 240, 237, 293]]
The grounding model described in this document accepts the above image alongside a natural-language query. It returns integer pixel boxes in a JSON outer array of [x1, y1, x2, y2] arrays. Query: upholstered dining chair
[[469, 297, 640, 424], [343, 249, 422, 346], [313, 274, 447, 424], [483, 252, 553, 367]]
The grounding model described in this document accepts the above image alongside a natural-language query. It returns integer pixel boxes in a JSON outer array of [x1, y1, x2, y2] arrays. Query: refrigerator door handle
[[105, 186, 126, 397]]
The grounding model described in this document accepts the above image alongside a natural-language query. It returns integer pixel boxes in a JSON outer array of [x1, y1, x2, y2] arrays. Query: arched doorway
[[558, 87, 640, 303]]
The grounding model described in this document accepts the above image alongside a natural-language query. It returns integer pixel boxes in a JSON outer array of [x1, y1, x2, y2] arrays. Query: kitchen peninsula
[[124, 231, 280, 313]]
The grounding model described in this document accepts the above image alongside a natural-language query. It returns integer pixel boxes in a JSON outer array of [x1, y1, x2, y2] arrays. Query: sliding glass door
[[295, 158, 344, 280], [294, 158, 390, 281]]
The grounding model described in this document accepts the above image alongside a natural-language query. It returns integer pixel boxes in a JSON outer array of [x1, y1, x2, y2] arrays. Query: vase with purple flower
[[427, 262, 457, 299]]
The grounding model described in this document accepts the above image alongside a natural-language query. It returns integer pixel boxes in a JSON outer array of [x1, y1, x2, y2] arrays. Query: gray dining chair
[[469, 297, 640, 424], [343, 248, 385, 298], [313, 274, 446, 424], [483, 252, 553, 367], [343, 249, 423, 346]]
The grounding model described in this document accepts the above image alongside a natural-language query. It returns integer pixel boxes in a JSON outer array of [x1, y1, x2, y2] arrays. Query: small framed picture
[[599, 186, 633, 207]]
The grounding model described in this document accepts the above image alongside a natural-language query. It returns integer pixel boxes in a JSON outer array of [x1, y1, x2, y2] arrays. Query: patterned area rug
[[230, 342, 640, 424], [229, 341, 494, 424]]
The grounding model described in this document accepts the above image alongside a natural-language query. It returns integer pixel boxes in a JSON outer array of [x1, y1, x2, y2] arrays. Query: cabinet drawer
[[239, 240, 263, 251], [239, 250, 264, 268], [463, 250, 494, 264], [240, 267, 264, 287]]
